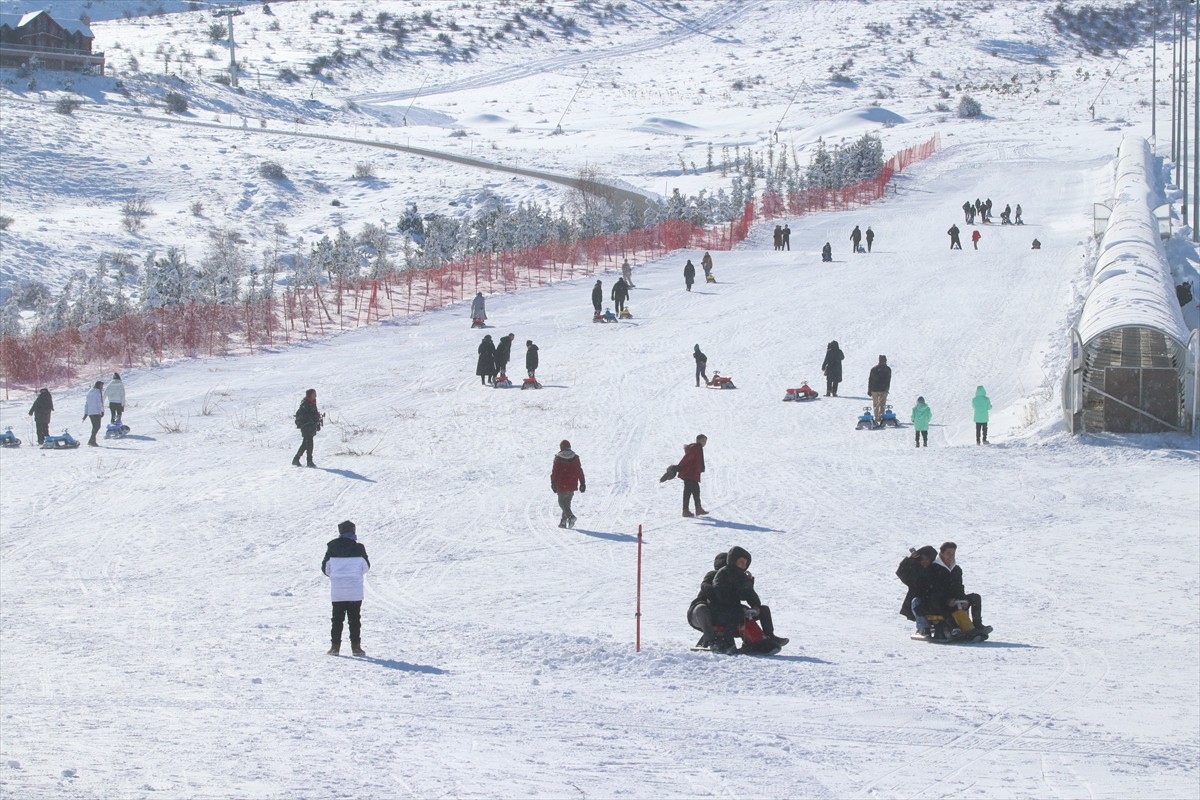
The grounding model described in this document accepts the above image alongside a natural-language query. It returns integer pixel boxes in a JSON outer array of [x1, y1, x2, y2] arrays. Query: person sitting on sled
[[688, 552, 726, 650], [711, 545, 789, 654], [929, 542, 991, 636], [897, 545, 937, 635]]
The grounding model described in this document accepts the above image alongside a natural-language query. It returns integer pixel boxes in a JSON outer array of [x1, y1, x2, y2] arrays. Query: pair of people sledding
[[896, 542, 991, 640], [688, 545, 789, 655]]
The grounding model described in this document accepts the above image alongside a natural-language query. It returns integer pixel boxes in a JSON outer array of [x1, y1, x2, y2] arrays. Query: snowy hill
[[1, 1, 1199, 798]]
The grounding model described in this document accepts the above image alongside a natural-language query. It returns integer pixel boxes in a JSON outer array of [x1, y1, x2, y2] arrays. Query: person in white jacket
[[105, 373, 126, 422], [82, 380, 105, 446], [321, 521, 371, 656]]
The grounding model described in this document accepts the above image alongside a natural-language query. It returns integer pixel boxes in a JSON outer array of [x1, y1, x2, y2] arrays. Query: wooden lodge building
[[0, 10, 105, 75]]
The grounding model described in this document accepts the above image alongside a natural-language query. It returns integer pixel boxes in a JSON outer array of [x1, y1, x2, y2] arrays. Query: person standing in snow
[[550, 439, 586, 529], [611, 276, 630, 314], [683, 259, 696, 291], [494, 333, 514, 379], [773, 225, 783, 251], [591, 280, 603, 314], [693, 344, 709, 387], [984, 198, 993, 223], [700, 251, 714, 280], [850, 225, 863, 253], [292, 388, 322, 467], [711, 545, 789, 654], [912, 395, 932, 447], [322, 520, 370, 656], [971, 229, 982, 250], [897, 545, 937, 634], [476, 335, 496, 386], [972, 385, 992, 444], [28, 388, 53, 445], [930, 542, 991, 636], [106, 372, 125, 422], [948, 224, 962, 250], [962, 200, 973, 223], [1014, 203, 1023, 224], [865, 226, 875, 253], [83, 380, 104, 446], [868, 355, 892, 425], [678, 434, 707, 517], [782, 225, 791, 250], [470, 292, 487, 325], [821, 340, 844, 397], [525, 340, 539, 380], [621, 258, 635, 288]]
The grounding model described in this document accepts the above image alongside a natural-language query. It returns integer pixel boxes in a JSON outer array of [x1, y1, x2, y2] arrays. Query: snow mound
[[466, 113, 510, 125], [634, 117, 703, 135], [792, 107, 908, 145], [360, 104, 456, 128]]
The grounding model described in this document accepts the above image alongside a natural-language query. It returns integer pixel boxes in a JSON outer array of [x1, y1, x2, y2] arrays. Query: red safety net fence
[[0, 135, 937, 388]]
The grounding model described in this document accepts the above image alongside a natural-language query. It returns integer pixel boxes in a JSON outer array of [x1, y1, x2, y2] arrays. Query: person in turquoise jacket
[[911, 396, 932, 448], [972, 386, 992, 444]]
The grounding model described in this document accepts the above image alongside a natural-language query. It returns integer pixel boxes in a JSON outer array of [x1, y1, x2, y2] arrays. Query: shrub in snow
[[54, 97, 82, 115], [958, 95, 982, 118], [164, 92, 188, 114], [0, 215, 12, 231], [353, 162, 375, 179], [259, 161, 286, 180], [206, 23, 225, 43], [121, 197, 153, 233], [277, 68, 299, 84], [448, 129, 468, 138]]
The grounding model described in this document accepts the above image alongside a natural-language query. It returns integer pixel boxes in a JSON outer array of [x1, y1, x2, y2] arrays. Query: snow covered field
[[1, 1, 1199, 798]]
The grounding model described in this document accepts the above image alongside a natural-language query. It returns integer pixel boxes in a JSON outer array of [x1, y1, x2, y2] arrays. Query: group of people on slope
[[961, 198, 1022, 226], [476, 334, 538, 385], [593, 277, 631, 317], [687, 545, 790, 654], [896, 542, 990, 639], [818, 224, 875, 262], [772, 225, 792, 251], [75, 373, 126, 447]]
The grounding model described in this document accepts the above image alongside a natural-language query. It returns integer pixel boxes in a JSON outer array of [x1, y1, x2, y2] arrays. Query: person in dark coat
[[868, 355, 892, 424], [687, 552, 726, 649], [897, 545, 937, 634], [984, 198, 993, 223], [611, 277, 630, 314], [929, 542, 991, 635], [948, 224, 962, 250], [683, 259, 696, 291], [865, 227, 875, 252], [821, 242, 833, 262], [773, 225, 783, 251], [28, 388, 53, 445], [711, 545, 788, 653], [292, 388, 322, 467], [820, 340, 844, 396], [1000, 204, 1012, 224], [476, 335, 496, 385], [782, 224, 791, 250], [525, 340, 539, 379], [591, 280, 603, 313], [850, 225, 863, 253], [550, 439, 585, 528], [962, 200, 973, 223], [693, 344, 708, 387], [494, 333, 514, 378], [322, 520, 370, 656], [677, 434, 707, 517]]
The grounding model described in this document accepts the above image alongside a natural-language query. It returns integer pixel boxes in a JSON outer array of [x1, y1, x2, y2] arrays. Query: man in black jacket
[[494, 333, 514, 378], [897, 545, 937, 634], [591, 280, 603, 314], [929, 542, 991, 636], [868, 355, 892, 425], [28, 388, 53, 445], [687, 552, 726, 649], [292, 388, 322, 467], [611, 277, 629, 314], [712, 545, 788, 654]]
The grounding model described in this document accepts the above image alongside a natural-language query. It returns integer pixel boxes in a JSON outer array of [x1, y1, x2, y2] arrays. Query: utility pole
[[213, 7, 244, 88], [1183, 6, 1189, 226], [1153, 1, 1158, 146], [1193, 0, 1198, 238]]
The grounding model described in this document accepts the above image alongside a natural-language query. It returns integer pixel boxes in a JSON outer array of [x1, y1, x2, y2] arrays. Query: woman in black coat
[[494, 333, 514, 377], [28, 388, 54, 445], [820, 340, 844, 397], [683, 260, 696, 292], [476, 335, 496, 385], [525, 340, 539, 379]]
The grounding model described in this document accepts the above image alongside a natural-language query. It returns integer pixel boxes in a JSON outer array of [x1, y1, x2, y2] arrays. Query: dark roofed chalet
[[0, 10, 105, 75]]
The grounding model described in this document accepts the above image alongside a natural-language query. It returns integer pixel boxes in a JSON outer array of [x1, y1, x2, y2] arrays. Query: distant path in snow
[[5, 97, 655, 213], [343, 0, 762, 105]]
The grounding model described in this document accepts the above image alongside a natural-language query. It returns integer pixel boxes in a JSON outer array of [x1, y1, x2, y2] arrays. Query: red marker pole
[[636, 525, 643, 652]]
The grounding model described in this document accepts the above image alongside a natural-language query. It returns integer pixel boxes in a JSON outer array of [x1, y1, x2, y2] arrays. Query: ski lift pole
[[635, 524, 643, 652]]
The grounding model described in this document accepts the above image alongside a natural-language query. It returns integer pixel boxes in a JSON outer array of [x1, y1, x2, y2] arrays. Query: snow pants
[[975, 422, 989, 444], [682, 479, 702, 514], [293, 432, 315, 465], [557, 490, 575, 523], [330, 600, 362, 647], [825, 377, 839, 396], [915, 430, 928, 447], [614, 295, 626, 314], [696, 362, 708, 387], [33, 412, 50, 445], [687, 604, 715, 644], [87, 414, 102, 445]]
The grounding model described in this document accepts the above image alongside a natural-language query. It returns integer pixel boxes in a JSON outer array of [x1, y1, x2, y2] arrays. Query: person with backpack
[[28, 387, 53, 445], [322, 520, 370, 656], [972, 385, 992, 444], [693, 344, 709, 387], [821, 340, 844, 397], [678, 434, 707, 517], [292, 388, 322, 467], [550, 439, 585, 529], [912, 396, 932, 447]]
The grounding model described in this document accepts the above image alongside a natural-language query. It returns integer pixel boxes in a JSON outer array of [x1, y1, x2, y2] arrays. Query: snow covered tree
[[199, 229, 246, 305]]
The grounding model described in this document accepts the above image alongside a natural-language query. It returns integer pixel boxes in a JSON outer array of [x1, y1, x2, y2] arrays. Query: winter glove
[[579, 480, 586, 493]]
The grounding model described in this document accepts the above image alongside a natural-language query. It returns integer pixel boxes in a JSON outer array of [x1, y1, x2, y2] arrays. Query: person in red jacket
[[678, 434, 708, 517], [550, 439, 586, 528], [971, 229, 982, 250]]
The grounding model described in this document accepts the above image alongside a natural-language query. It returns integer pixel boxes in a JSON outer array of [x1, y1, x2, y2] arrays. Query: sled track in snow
[[343, 0, 764, 104]]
